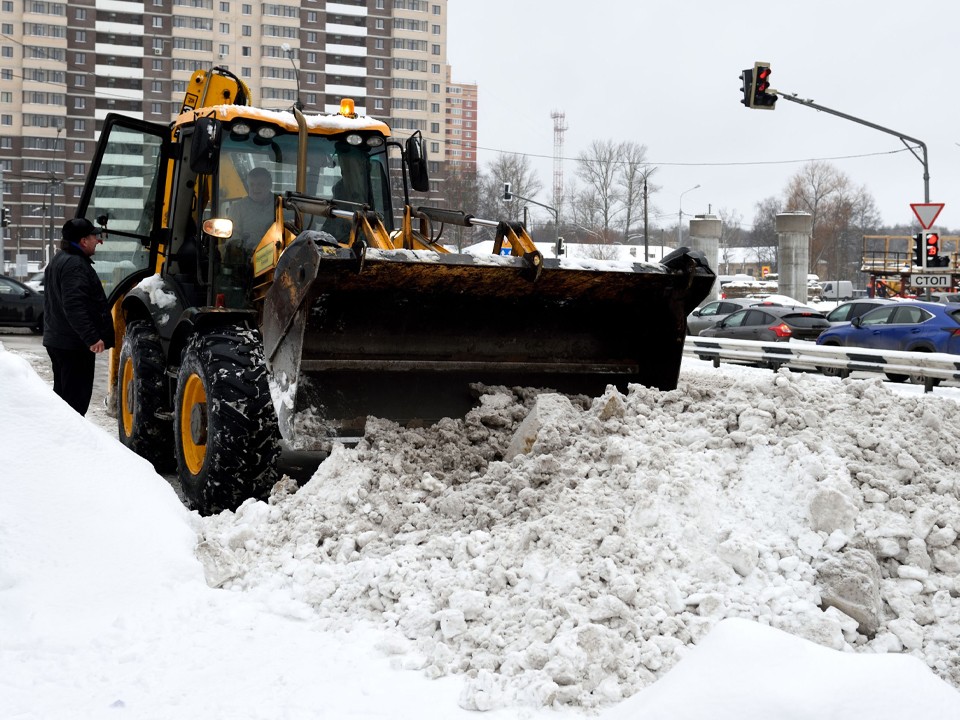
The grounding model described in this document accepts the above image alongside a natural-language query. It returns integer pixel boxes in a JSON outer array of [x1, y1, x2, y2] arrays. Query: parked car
[[699, 304, 830, 343], [816, 301, 960, 383], [23, 271, 45, 293], [687, 298, 774, 336], [824, 298, 894, 327], [0, 275, 44, 333], [929, 292, 960, 304]]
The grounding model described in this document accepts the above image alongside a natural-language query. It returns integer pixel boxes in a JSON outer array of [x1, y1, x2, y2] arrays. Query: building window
[[431, 64, 440, 74], [152, 17, 163, 28], [432, 44, 440, 55], [74, 97, 85, 109], [220, 1, 229, 9], [151, 102, 162, 114], [76, 8, 86, 20], [432, 24, 440, 35], [242, 46, 251, 57], [374, 99, 383, 109], [375, 19, 384, 29], [74, 140, 85, 152], [73, 119, 85, 131], [242, 3, 251, 13], [376, 0, 384, 7], [1, 115, 11, 126], [430, 142, 439, 153], [242, 25, 251, 36], [75, 30, 86, 42], [430, 122, 439, 133], [241, 67, 251, 77], [73, 163, 84, 175], [75, 52, 85, 64], [432, 4, 440, 14], [306, 72, 316, 84], [430, 102, 439, 113], [220, 22, 229, 33], [306, 31, 317, 43], [152, 59, 162, 71], [219, 43, 229, 55], [306, 10, 316, 22], [374, 79, 384, 90], [151, 80, 162, 92], [1, 47, 11, 59]]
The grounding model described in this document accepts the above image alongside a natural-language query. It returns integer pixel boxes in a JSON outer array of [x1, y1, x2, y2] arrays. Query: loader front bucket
[[263, 235, 714, 444]]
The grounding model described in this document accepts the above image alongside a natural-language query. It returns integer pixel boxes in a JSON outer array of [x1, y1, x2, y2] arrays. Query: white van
[[821, 280, 853, 300]]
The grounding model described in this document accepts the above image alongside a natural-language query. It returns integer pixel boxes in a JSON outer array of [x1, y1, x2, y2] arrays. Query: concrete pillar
[[776, 212, 812, 304], [688, 214, 722, 302]]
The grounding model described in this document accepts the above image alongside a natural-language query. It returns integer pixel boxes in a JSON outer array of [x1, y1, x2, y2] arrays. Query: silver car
[[687, 298, 776, 336]]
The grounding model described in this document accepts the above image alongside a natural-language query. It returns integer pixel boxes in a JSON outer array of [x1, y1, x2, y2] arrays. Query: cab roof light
[[339, 98, 356, 118]]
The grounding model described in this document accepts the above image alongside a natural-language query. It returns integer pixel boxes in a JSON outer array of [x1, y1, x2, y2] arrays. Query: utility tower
[[550, 110, 567, 222]]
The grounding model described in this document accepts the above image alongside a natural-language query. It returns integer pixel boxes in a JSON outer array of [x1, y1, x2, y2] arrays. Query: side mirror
[[691, 309, 701, 317], [190, 117, 221, 175], [405, 131, 429, 193], [851, 317, 862, 328]]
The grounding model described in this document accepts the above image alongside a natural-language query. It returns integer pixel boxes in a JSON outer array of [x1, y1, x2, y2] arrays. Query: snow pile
[[201, 369, 960, 711]]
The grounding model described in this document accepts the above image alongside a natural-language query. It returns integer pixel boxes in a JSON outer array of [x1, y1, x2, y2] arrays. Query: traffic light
[[503, 182, 512, 201], [739, 67, 754, 108], [913, 232, 925, 267], [751, 62, 777, 109], [0, 208, 8, 227], [923, 231, 951, 267]]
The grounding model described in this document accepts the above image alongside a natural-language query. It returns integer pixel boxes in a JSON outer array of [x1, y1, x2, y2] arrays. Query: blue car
[[816, 300, 960, 382]]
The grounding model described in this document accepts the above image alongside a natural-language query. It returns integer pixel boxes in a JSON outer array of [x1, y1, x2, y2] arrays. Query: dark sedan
[[816, 301, 960, 382], [0, 275, 44, 333], [700, 304, 830, 343]]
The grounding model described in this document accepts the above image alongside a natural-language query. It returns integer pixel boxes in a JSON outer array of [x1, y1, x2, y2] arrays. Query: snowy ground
[[3, 332, 960, 719]]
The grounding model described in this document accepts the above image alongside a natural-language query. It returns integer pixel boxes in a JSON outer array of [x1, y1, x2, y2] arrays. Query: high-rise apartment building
[[0, 0, 474, 271]]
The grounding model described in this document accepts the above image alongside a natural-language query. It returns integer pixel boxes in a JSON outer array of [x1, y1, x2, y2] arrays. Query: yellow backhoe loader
[[76, 67, 714, 513]]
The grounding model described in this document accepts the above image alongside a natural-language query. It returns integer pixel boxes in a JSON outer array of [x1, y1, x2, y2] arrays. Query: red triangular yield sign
[[911, 203, 944, 230]]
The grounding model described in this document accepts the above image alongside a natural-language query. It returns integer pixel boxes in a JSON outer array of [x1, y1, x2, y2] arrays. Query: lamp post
[[677, 184, 701, 245]]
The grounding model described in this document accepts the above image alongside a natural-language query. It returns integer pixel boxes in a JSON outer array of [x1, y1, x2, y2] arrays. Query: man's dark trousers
[[46, 346, 96, 415]]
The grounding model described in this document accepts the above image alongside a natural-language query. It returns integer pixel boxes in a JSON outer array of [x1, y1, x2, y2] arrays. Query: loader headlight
[[345, 134, 363, 146], [230, 122, 251, 137], [257, 127, 277, 140], [203, 217, 234, 239], [366, 136, 384, 147]]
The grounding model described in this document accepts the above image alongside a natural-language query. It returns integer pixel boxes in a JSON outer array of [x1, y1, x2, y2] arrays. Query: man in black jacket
[[43, 218, 116, 415]]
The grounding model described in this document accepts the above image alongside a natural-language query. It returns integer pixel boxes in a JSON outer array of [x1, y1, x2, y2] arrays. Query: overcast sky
[[446, 0, 959, 234]]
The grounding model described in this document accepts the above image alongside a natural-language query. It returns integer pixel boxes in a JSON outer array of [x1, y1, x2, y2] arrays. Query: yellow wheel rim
[[180, 373, 208, 476], [120, 356, 135, 437]]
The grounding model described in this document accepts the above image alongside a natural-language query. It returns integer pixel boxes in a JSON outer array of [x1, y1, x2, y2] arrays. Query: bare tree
[[618, 141, 655, 242], [476, 153, 543, 226], [436, 169, 480, 250], [574, 140, 621, 240]]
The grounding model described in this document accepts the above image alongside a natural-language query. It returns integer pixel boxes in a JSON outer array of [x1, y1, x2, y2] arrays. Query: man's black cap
[[62, 217, 103, 244]]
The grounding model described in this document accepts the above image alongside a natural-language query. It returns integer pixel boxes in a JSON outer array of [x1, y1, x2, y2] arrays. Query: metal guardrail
[[683, 336, 960, 393]]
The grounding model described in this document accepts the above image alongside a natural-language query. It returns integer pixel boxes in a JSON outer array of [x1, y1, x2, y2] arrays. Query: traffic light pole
[[773, 92, 930, 203], [507, 191, 561, 256]]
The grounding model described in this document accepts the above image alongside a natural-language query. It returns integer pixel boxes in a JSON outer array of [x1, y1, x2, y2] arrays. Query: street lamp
[[677, 184, 701, 245]]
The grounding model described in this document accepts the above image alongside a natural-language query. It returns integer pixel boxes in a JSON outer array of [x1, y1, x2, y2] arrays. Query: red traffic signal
[[925, 232, 940, 259], [751, 62, 777, 110]]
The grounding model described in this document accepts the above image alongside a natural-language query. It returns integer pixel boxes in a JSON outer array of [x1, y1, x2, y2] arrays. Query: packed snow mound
[[200, 369, 960, 711]]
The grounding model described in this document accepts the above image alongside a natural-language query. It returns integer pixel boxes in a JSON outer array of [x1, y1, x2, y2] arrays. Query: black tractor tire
[[118, 319, 174, 471], [174, 325, 280, 515]]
